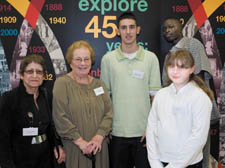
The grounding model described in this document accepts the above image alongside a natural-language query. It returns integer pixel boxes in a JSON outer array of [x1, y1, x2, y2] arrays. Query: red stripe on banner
[[25, 0, 45, 29], [25, 4, 39, 28], [193, 4, 208, 28], [187, 0, 202, 13], [188, 0, 207, 29], [30, 0, 45, 12]]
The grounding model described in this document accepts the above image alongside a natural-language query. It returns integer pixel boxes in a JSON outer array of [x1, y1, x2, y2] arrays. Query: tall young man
[[100, 12, 161, 168]]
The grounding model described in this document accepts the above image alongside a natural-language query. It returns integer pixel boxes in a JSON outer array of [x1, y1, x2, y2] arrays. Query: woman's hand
[[74, 137, 93, 154], [54, 145, 66, 164], [89, 135, 104, 155]]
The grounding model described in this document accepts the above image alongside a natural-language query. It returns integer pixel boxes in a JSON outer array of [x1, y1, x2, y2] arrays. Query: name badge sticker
[[131, 70, 144, 79], [94, 87, 104, 96], [23, 127, 38, 136]]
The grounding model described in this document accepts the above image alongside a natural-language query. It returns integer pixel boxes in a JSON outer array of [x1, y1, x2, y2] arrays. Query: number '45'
[[85, 16, 117, 39]]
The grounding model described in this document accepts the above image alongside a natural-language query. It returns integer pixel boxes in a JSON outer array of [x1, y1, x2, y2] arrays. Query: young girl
[[146, 50, 213, 168]]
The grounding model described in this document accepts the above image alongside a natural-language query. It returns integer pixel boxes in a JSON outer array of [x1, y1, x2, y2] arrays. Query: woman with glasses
[[0, 54, 65, 168], [53, 40, 112, 168]]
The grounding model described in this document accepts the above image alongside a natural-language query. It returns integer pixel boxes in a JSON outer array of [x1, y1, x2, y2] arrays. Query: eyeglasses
[[24, 69, 44, 75], [73, 57, 91, 63]]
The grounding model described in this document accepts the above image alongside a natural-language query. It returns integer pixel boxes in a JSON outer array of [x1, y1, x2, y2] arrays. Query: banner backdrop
[[0, 0, 224, 167]]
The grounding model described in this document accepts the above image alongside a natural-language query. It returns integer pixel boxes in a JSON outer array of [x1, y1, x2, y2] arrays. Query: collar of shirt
[[172, 37, 186, 50], [116, 45, 144, 61], [169, 82, 195, 95], [123, 51, 137, 59]]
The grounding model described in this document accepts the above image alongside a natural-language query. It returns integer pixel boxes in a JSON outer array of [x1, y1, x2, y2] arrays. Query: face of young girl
[[167, 60, 195, 91]]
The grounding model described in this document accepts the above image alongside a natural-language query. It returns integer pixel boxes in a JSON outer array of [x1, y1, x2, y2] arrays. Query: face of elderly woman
[[20, 62, 45, 91], [70, 47, 92, 77]]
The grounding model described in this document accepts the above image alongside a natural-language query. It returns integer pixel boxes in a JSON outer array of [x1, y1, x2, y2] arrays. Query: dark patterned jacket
[[0, 81, 62, 168]]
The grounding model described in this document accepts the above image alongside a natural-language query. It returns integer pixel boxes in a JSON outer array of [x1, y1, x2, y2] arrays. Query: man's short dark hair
[[117, 12, 138, 27], [163, 17, 183, 29]]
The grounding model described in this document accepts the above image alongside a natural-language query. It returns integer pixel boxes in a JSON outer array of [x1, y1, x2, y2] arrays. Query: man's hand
[[140, 132, 146, 147]]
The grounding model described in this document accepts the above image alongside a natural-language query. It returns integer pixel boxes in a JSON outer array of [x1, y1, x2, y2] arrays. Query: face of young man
[[163, 19, 183, 44], [117, 19, 140, 46]]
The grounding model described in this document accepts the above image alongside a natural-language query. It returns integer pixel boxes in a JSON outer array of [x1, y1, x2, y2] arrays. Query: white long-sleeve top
[[146, 82, 212, 168]]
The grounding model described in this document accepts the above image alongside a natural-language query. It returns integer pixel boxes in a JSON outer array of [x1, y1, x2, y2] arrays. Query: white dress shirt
[[146, 82, 212, 168]]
